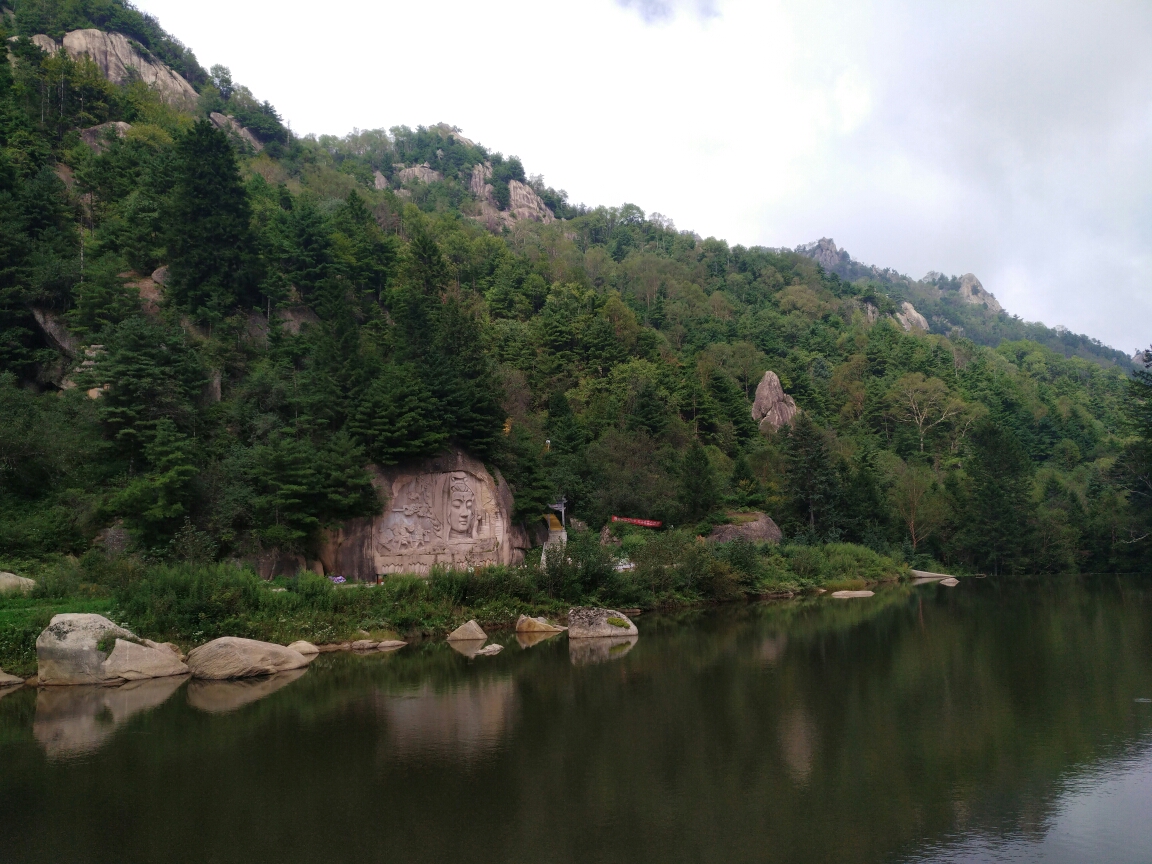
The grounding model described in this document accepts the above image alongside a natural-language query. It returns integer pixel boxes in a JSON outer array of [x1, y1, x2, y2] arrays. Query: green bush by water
[[0, 533, 906, 676]]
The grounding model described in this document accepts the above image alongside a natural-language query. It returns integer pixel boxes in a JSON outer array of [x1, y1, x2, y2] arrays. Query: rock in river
[[475, 644, 504, 656], [567, 607, 638, 638], [36, 613, 189, 685], [446, 620, 487, 642], [831, 590, 875, 599], [186, 637, 310, 680], [287, 640, 320, 656], [515, 615, 566, 633]]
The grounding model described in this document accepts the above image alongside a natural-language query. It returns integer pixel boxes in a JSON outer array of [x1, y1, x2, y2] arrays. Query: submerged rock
[[446, 620, 487, 642], [376, 640, 407, 652], [186, 637, 309, 680], [939, 577, 960, 587], [831, 590, 874, 598], [567, 608, 638, 639], [36, 614, 189, 685], [475, 644, 504, 657]]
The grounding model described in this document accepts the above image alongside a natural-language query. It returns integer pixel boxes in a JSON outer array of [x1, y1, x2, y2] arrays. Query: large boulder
[[515, 615, 565, 634], [895, 301, 929, 332], [186, 637, 310, 680], [36, 614, 189, 685], [287, 640, 320, 656], [708, 512, 783, 544], [446, 620, 487, 642], [752, 371, 799, 432], [79, 121, 131, 153], [567, 608, 638, 639], [0, 571, 36, 595]]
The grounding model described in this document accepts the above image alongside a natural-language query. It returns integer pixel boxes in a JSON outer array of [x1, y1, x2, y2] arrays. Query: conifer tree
[[167, 120, 259, 321], [678, 438, 720, 523], [351, 364, 446, 465]]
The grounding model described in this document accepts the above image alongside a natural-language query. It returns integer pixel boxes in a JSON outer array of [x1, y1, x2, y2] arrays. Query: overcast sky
[[137, 0, 1152, 353]]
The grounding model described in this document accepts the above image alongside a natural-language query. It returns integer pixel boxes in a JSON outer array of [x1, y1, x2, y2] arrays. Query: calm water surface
[[2, 577, 1151, 863]]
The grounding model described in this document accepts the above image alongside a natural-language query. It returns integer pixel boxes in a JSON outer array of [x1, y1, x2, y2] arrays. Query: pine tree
[[678, 438, 720, 523], [111, 418, 196, 548], [167, 120, 259, 321], [960, 420, 1034, 574], [350, 364, 447, 465], [784, 413, 841, 539]]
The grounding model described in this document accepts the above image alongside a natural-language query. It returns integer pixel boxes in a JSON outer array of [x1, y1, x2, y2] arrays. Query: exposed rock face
[[397, 163, 442, 184], [80, 120, 131, 152], [567, 607, 638, 639], [320, 450, 521, 578], [708, 512, 783, 544], [446, 620, 487, 642], [59, 30, 197, 108], [894, 300, 929, 332], [796, 237, 850, 271], [957, 273, 1002, 313], [508, 179, 555, 223], [287, 640, 320, 656], [36, 614, 190, 685], [752, 371, 799, 432], [30, 34, 60, 54], [373, 170, 388, 190], [515, 615, 565, 633], [185, 637, 310, 680], [30, 307, 78, 358], [468, 163, 555, 227], [0, 572, 35, 595], [208, 112, 263, 152]]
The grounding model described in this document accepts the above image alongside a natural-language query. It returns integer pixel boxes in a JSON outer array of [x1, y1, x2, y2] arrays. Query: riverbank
[[0, 531, 909, 677]]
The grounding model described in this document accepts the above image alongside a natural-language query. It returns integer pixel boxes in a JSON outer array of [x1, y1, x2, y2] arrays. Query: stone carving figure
[[446, 473, 478, 541]]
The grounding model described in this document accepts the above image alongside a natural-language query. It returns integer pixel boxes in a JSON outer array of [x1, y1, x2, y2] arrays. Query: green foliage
[[0, 4, 1140, 577]]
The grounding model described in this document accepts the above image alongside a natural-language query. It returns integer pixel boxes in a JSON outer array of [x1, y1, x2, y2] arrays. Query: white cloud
[[135, 0, 1152, 351]]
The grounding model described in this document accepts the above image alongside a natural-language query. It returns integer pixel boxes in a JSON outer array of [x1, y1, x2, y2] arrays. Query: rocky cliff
[[469, 162, 555, 227], [209, 113, 263, 152], [894, 300, 929, 332], [955, 273, 1003, 313], [752, 371, 798, 432], [28, 29, 198, 108]]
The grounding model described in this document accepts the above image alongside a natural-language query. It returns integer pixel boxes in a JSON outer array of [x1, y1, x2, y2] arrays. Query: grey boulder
[[36, 613, 189, 685], [186, 637, 310, 680], [0, 571, 35, 595], [567, 608, 638, 639]]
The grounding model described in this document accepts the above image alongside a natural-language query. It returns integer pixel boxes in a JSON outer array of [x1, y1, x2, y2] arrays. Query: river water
[[2, 577, 1151, 863]]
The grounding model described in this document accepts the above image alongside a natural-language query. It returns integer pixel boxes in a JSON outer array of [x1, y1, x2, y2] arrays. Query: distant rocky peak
[[796, 237, 851, 270]]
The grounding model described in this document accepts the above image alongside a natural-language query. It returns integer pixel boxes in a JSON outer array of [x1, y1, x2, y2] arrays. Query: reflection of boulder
[[568, 607, 638, 638], [778, 707, 815, 783], [569, 635, 637, 666], [516, 630, 563, 649], [36, 614, 189, 685], [0, 684, 23, 701], [186, 637, 310, 680], [756, 634, 788, 667], [187, 668, 307, 714], [377, 680, 516, 756], [449, 640, 486, 658], [321, 450, 521, 578], [33, 677, 185, 758]]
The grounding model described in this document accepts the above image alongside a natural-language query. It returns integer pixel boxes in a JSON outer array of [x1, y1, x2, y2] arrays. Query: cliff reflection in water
[[2, 578, 1152, 864]]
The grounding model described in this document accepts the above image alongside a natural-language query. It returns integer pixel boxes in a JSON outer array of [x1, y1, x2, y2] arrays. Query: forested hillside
[[1, 0, 1149, 577]]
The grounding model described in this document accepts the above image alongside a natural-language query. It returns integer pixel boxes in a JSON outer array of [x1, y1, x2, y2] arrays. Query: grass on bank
[[0, 530, 907, 677]]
